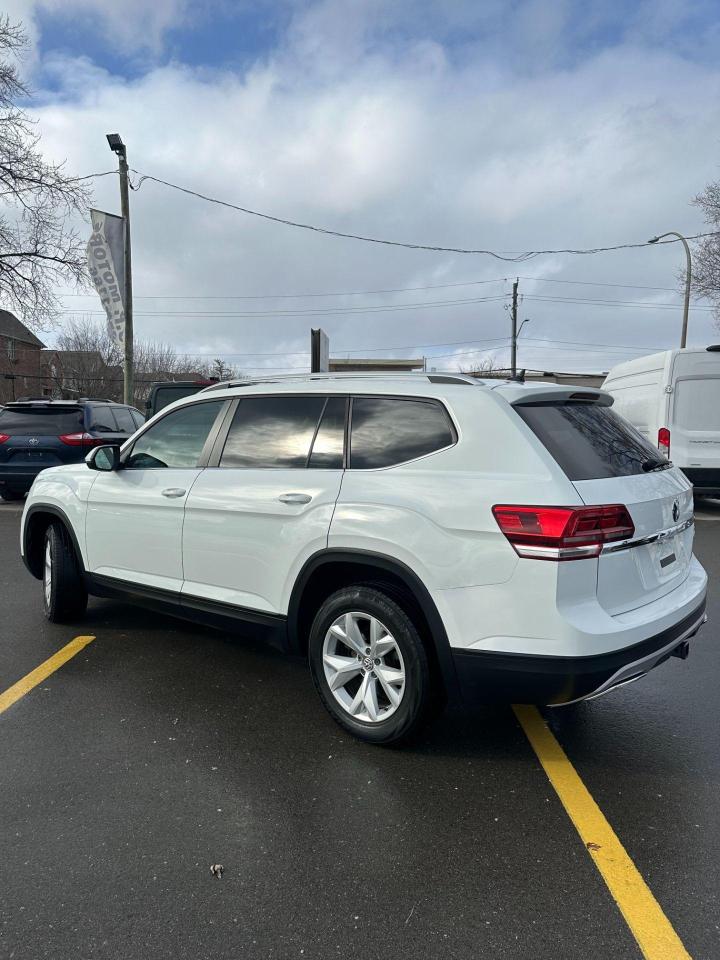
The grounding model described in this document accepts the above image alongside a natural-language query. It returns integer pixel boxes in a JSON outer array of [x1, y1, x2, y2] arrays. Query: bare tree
[[49, 317, 240, 406], [1, 16, 90, 330], [692, 182, 720, 325]]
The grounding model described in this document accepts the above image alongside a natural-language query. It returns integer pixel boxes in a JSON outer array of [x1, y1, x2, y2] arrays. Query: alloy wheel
[[322, 611, 406, 723], [43, 540, 52, 608]]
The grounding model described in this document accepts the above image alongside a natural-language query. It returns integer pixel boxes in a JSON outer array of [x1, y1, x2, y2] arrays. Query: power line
[[523, 294, 715, 311], [60, 293, 510, 319], [129, 168, 720, 261]]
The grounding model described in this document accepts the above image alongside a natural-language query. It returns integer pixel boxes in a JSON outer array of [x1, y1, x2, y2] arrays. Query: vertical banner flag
[[87, 209, 126, 347]]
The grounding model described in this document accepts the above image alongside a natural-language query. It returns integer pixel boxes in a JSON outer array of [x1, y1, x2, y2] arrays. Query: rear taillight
[[0, 434, 9, 443], [59, 432, 104, 447], [492, 504, 635, 561], [658, 427, 670, 458]]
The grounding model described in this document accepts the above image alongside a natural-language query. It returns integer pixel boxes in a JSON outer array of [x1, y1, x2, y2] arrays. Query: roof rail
[[201, 371, 479, 393]]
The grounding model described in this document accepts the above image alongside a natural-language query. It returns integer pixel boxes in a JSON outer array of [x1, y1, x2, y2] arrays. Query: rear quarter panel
[[329, 389, 582, 590]]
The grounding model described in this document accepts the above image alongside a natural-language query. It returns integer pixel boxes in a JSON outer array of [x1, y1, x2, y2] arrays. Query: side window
[[112, 406, 137, 433], [350, 397, 455, 469], [89, 405, 118, 433], [219, 395, 326, 469], [130, 409, 145, 429], [125, 400, 224, 469], [309, 397, 346, 469]]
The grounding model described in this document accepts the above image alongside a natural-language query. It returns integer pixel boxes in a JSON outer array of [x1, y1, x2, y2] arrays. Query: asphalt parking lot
[[1, 500, 719, 960]]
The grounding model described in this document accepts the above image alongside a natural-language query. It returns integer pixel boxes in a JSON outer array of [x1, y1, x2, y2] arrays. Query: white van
[[603, 347, 720, 496]]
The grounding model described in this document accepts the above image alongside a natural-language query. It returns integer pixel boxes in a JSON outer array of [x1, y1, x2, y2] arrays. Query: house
[[0, 309, 46, 403], [41, 349, 121, 401]]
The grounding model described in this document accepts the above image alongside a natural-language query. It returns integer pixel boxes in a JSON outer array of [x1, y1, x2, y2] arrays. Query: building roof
[[328, 357, 425, 371], [0, 309, 45, 348]]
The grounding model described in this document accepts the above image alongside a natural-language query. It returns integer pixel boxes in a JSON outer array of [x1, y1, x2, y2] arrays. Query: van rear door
[[515, 395, 694, 616], [670, 371, 720, 474]]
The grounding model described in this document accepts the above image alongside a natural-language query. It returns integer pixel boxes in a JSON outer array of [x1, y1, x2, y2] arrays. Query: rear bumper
[[452, 599, 707, 705], [682, 467, 720, 496], [0, 464, 55, 492]]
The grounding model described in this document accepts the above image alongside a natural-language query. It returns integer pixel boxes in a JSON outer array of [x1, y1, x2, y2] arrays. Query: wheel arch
[[287, 549, 460, 699], [23, 505, 85, 580]]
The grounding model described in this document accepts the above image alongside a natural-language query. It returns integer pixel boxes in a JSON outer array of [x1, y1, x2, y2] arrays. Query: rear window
[[150, 384, 207, 415], [0, 407, 83, 435], [673, 378, 720, 431], [515, 402, 664, 480]]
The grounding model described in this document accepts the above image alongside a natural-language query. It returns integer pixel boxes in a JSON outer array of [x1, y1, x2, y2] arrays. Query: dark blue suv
[[0, 399, 144, 501]]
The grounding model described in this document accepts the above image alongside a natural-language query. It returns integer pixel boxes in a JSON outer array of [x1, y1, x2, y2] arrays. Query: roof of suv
[[6, 399, 129, 407], [198, 372, 611, 405]]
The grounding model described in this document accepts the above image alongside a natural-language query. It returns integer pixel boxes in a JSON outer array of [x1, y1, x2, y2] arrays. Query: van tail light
[[59, 433, 105, 447], [492, 504, 635, 561], [0, 434, 9, 443], [658, 427, 670, 458]]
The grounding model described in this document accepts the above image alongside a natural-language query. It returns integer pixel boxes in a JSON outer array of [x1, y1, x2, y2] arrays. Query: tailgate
[[574, 469, 693, 615]]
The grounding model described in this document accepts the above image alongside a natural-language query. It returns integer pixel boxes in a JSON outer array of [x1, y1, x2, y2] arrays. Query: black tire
[[42, 523, 88, 623], [308, 585, 432, 745], [0, 489, 25, 501]]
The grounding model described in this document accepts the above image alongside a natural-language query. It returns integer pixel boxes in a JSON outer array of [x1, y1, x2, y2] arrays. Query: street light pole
[[648, 231, 691, 348], [106, 134, 133, 404]]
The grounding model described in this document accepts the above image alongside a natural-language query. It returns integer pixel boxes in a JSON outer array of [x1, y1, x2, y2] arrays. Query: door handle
[[162, 488, 187, 498], [278, 492, 312, 505]]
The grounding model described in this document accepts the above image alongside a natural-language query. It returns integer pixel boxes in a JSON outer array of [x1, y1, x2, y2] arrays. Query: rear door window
[[112, 406, 137, 433], [219, 396, 326, 469], [515, 402, 666, 480], [349, 397, 455, 469], [89, 405, 119, 434], [0, 407, 83, 435]]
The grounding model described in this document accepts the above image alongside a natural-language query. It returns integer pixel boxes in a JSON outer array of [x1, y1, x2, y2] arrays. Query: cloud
[[13, 0, 720, 373]]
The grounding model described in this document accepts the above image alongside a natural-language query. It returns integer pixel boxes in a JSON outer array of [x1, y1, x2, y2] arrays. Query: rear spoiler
[[511, 388, 613, 407]]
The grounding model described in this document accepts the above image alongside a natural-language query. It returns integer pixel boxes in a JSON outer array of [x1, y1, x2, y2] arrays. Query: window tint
[[89, 405, 118, 433], [112, 406, 137, 433], [0, 407, 83, 435], [350, 397, 455, 469], [309, 397, 346, 468], [126, 400, 223, 469], [150, 384, 208, 415], [220, 396, 326, 469], [516, 402, 667, 480]]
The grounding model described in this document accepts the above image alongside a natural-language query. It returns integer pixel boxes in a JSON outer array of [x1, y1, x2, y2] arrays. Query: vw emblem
[[672, 500, 680, 523], [362, 656, 374, 672], [28, 437, 39, 446]]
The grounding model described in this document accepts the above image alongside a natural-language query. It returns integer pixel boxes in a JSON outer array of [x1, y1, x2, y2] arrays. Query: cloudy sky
[[7, 0, 720, 373]]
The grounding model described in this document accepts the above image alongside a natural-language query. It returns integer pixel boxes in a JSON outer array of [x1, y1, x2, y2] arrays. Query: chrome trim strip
[[601, 516, 694, 555]]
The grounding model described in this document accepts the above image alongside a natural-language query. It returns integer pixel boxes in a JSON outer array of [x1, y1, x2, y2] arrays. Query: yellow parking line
[[0, 635, 96, 716], [513, 704, 691, 960]]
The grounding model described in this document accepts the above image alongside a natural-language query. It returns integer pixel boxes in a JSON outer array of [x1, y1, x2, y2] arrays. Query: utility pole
[[648, 232, 691, 348], [510, 279, 519, 379], [106, 134, 133, 404]]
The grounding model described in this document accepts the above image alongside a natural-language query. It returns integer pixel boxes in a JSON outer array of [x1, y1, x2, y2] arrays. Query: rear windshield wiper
[[641, 458, 673, 472]]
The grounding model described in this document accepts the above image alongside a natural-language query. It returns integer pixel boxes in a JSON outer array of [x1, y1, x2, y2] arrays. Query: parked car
[[145, 379, 218, 419], [603, 346, 720, 496], [20, 374, 707, 743], [0, 398, 144, 500]]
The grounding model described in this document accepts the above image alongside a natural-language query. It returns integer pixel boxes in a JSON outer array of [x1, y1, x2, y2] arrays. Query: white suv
[[20, 373, 708, 744]]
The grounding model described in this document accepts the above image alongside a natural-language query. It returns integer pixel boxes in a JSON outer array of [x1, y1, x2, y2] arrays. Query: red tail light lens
[[0, 434, 9, 443], [492, 504, 635, 561], [658, 427, 670, 458], [59, 432, 105, 447]]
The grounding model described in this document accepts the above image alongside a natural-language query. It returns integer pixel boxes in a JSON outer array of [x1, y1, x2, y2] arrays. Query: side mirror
[[86, 444, 121, 471]]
